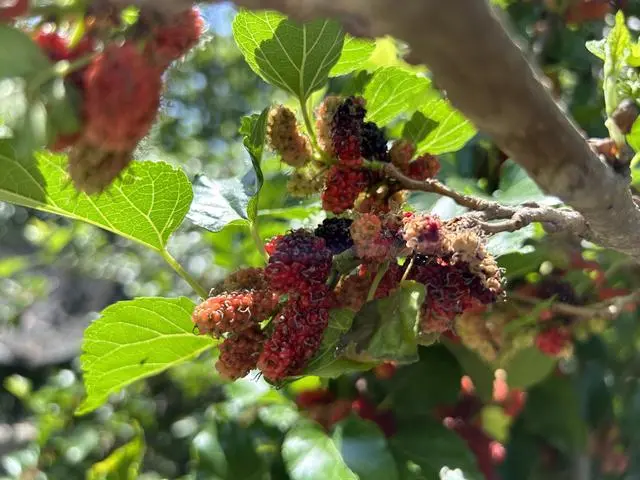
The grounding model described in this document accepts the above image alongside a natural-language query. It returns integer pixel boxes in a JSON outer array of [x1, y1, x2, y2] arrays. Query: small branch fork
[[383, 163, 589, 238]]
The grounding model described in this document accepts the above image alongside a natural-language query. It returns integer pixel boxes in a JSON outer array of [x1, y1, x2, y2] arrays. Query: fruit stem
[[300, 96, 319, 150], [401, 255, 415, 283], [161, 249, 208, 298], [367, 261, 390, 302], [250, 220, 268, 263]]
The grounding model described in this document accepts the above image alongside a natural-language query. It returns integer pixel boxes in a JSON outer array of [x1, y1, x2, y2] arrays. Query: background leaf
[[390, 418, 483, 480], [87, 431, 145, 480], [388, 346, 463, 415], [192, 421, 267, 479], [332, 416, 399, 480], [188, 108, 268, 232], [187, 175, 254, 232], [282, 423, 358, 480], [443, 338, 494, 402], [492, 160, 561, 206], [363, 67, 431, 126], [0, 25, 51, 79], [78, 297, 214, 415], [0, 147, 193, 252], [521, 375, 588, 451], [232, 10, 344, 100], [503, 347, 556, 390]]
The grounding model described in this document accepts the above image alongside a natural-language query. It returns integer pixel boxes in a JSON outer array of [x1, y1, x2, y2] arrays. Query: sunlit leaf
[[87, 432, 145, 480], [78, 297, 214, 415], [233, 10, 344, 100], [364, 67, 431, 126], [0, 147, 192, 252], [330, 35, 375, 77]]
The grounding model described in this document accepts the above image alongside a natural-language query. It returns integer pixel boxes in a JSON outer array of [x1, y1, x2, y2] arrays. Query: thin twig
[[509, 290, 640, 320]]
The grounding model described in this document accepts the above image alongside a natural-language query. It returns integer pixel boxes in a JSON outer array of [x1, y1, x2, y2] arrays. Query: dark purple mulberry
[[314, 218, 354, 254]]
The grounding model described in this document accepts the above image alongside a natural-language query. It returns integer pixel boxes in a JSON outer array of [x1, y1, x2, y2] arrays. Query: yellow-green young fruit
[[267, 105, 312, 168]]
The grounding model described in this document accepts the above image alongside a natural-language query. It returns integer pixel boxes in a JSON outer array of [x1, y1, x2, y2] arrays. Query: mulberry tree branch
[[383, 163, 588, 237]]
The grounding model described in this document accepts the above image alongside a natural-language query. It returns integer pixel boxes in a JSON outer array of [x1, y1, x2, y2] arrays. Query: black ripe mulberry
[[314, 218, 354, 254], [360, 121, 389, 162]]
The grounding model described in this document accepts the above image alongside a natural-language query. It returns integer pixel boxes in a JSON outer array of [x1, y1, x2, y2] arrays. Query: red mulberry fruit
[[82, 43, 162, 152], [215, 326, 265, 380], [389, 139, 416, 171], [35, 32, 70, 62], [145, 7, 204, 67], [409, 256, 498, 333], [223, 267, 269, 292], [408, 154, 440, 180], [335, 263, 402, 310], [265, 230, 333, 293], [267, 105, 312, 167], [350, 213, 395, 262], [257, 301, 330, 381], [314, 217, 354, 254], [321, 166, 370, 214], [192, 290, 278, 337], [535, 328, 571, 357], [1, 0, 28, 21], [331, 96, 366, 167]]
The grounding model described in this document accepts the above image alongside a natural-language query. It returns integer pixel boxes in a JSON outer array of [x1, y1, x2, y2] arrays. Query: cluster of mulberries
[[194, 230, 337, 382], [278, 95, 442, 215], [410, 256, 500, 335], [389, 139, 440, 180], [37, 8, 203, 194], [394, 214, 504, 336]]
